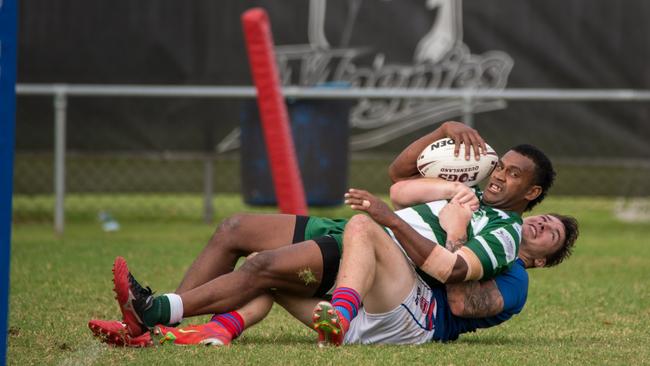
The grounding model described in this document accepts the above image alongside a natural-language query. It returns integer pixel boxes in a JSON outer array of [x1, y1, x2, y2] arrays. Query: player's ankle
[[336, 311, 350, 333], [210, 311, 244, 339], [143, 294, 183, 327]]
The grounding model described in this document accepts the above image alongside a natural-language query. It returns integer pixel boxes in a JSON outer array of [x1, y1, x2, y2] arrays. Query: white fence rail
[[17, 84, 650, 100], [15, 84, 650, 234]]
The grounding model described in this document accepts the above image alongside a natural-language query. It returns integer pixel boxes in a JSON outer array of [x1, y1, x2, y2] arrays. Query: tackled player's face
[[521, 214, 565, 259], [482, 151, 540, 212]]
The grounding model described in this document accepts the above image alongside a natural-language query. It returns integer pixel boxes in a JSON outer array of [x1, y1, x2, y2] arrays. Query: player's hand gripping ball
[[417, 138, 498, 186]]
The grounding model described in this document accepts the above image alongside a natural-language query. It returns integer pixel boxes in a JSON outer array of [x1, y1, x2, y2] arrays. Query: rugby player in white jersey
[[89, 122, 577, 346]]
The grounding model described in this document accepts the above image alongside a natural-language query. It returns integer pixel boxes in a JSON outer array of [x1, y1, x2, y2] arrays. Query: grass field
[[7, 195, 650, 365]]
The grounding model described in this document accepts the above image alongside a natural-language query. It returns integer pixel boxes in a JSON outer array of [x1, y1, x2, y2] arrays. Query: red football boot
[[88, 319, 153, 348], [112, 256, 154, 337], [154, 322, 232, 346]]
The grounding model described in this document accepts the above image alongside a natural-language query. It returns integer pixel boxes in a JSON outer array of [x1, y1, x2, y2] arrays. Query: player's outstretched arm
[[388, 121, 487, 183], [345, 189, 481, 284], [390, 178, 479, 210]]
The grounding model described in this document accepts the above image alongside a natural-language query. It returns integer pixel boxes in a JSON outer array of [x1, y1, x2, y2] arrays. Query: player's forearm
[[389, 179, 460, 209], [446, 280, 504, 318], [387, 219, 435, 265], [444, 225, 468, 253], [388, 124, 449, 182]]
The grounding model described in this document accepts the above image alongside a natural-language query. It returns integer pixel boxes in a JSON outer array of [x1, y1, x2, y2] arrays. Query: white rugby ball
[[417, 138, 498, 186]]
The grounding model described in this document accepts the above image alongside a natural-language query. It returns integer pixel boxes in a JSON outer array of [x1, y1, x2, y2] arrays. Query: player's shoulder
[[496, 259, 529, 286], [493, 259, 528, 313], [480, 204, 523, 227]]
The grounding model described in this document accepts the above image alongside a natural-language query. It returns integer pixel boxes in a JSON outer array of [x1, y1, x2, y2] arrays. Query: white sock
[[165, 293, 184, 325]]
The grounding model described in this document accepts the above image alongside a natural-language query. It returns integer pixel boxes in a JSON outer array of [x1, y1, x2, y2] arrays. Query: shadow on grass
[[238, 334, 543, 347], [454, 335, 529, 346], [237, 333, 314, 346]]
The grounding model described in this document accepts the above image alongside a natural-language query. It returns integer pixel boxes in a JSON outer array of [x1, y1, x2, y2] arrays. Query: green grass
[[7, 196, 650, 365]]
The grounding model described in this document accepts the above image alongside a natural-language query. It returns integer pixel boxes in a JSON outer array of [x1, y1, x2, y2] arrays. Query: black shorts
[[293, 215, 341, 298]]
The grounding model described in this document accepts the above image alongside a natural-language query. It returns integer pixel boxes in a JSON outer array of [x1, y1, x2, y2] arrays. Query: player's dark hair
[[509, 144, 555, 211], [545, 213, 579, 267]]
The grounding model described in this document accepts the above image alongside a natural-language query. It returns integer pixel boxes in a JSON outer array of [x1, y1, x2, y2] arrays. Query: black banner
[[16, 0, 650, 159]]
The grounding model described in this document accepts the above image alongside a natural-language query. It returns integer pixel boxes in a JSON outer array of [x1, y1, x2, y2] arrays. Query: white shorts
[[343, 275, 437, 345]]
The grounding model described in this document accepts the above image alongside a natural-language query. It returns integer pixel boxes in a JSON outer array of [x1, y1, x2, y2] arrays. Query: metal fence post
[[203, 156, 214, 223], [53, 87, 67, 235]]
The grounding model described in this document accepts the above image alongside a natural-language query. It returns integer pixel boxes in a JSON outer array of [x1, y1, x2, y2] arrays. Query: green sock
[[142, 296, 171, 328]]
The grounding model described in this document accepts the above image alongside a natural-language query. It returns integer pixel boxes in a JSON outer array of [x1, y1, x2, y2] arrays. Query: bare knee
[[344, 214, 399, 263], [239, 252, 275, 277], [213, 213, 245, 237], [207, 213, 250, 253], [345, 214, 382, 242], [238, 250, 276, 281]]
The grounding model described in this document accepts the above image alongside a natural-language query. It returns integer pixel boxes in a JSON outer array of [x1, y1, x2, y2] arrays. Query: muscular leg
[[180, 240, 326, 316], [175, 214, 412, 337], [176, 214, 299, 294], [119, 215, 342, 332], [336, 214, 415, 313]]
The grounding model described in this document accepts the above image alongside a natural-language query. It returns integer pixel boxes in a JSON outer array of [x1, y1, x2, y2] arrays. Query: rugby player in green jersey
[[310, 123, 561, 345], [93, 122, 576, 346], [384, 122, 556, 283]]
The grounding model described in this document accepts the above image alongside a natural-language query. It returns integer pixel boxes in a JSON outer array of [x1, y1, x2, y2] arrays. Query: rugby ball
[[417, 138, 498, 186]]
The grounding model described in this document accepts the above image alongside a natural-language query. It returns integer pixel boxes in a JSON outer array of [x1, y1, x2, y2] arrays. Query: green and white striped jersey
[[389, 188, 523, 280]]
